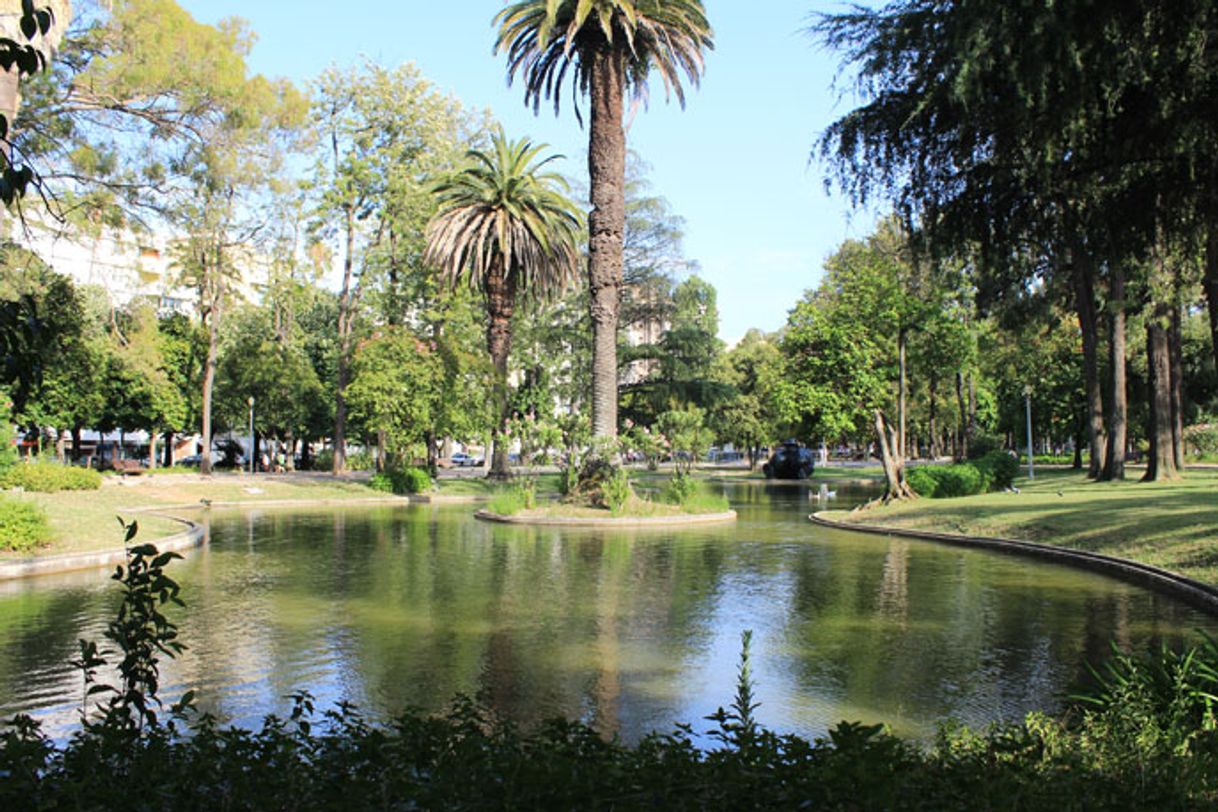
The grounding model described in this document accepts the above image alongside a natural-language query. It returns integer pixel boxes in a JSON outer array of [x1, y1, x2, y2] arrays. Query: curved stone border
[[0, 513, 204, 582], [475, 509, 737, 528], [809, 511, 1218, 616], [0, 496, 414, 582]]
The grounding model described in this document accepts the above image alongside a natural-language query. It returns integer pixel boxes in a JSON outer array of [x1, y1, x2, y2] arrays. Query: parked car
[[450, 452, 485, 467]]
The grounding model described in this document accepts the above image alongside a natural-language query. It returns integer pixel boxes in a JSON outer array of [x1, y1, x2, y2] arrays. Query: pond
[[1, 479, 1215, 743]]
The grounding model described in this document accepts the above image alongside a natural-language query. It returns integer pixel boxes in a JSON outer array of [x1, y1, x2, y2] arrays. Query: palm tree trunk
[[587, 50, 626, 440], [1073, 251, 1106, 477], [485, 261, 516, 478], [1101, 263, 1127, 481]]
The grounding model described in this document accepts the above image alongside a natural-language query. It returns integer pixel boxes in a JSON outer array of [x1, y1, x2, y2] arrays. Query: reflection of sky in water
[[1, 482, 1215, 744]]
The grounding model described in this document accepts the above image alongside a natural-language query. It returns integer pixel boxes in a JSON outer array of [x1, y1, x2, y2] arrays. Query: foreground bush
[[0, 497, 50, 551], [4, 543, 1217, 810], [907, 451, 1018, 499], [2, 461, 102, 492]]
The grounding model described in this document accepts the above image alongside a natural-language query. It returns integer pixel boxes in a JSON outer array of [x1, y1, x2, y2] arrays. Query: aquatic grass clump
[[663, 473, 729, 513]]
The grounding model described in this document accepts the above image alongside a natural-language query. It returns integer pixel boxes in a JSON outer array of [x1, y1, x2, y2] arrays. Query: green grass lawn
[[827, 467, 1218, 584], [2, 473, 397, 559]]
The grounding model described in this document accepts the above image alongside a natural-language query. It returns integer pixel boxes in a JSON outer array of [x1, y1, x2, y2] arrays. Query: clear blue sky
[[177, 1, 878, 342]]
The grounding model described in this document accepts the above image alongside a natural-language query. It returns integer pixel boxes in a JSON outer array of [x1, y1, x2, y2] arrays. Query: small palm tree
[[495, 0, 713, 440], [425, 128, 581, 478]]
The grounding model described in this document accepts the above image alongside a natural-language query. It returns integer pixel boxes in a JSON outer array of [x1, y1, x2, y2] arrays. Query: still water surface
[[1, 480, 1214, 741]]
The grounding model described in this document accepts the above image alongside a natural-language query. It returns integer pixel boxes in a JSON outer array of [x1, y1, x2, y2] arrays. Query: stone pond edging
[[0, 513, 205, 582], [809, 511, 1218, 616], [475, 509, 738, 528], [0, 496, 413, 581]]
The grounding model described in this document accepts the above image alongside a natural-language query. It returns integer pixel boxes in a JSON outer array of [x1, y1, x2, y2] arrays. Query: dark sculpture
[[762, 440, 816, 480]]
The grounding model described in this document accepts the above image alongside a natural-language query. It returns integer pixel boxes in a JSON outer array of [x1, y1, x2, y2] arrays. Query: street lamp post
[[248, 396, 255, 476], [1023, 385, 1034, 481]]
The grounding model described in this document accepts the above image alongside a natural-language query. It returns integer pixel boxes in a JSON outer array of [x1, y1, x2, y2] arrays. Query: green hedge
[[369, 465, 432, 495], [0, 497, 50, 551], [2, 462, 103, 492], [907, 451, 1018, 499]]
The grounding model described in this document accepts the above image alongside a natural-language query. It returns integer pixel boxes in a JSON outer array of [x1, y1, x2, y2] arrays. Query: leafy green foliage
[[0, 496, 50, 551], [602, 468, 631, 515], [1184, 423, 1218, 458], [906, 452, 1017, 499], [2, 462, 101, 492], [368, 465, 432, 496]]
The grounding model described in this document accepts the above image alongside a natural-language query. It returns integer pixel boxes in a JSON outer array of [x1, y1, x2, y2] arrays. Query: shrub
[[369, 466, 432, 495], [346, 449, 377, 471], [2, 462, 102, 492], [1184, 423, 1218, 458], [905, 467, 939, 498], [662, 471, 699, 505], [0, 497, 50, 551], [0, 422, 18, 475], [975, 450, 1018, 491], [928, 464, 982, 498], [602, 469, 632, 515], [312, 449, 335, 472]]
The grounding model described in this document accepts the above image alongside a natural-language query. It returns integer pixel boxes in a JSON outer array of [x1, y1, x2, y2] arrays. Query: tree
[[346, 328, 443, 469], [425, 128, 581, 478], [716, 329, 782, 469], [215, 304, 323, 466], [308, 61, 483, 473], [495, 0, 714, 439]]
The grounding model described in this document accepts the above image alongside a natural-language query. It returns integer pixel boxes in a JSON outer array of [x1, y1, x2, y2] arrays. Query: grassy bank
[[1, 473, 394, 559], [828, 467, 1218, 584]]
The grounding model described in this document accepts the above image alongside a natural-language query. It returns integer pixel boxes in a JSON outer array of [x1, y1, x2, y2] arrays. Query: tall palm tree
[[425, 128, 581, 478], [495, 0, 713, 440]]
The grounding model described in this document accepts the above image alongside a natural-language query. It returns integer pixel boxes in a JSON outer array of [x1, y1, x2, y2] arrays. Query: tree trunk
[[71, 425, 81, 462], [0, 67, 20, 165], [866, 409, 916, 507], [966, 374, 977, 454], [333, 202, 357, 475], [1143, 310, 1180, 482], [1169, 303, 1185, 472], [485, 259, 516, 479], [1101, 264, 1127, 481], [897, 327, 908, 460], [163, 430, 174, 467], [200, 300, 218, 476], [586, 50, 627, 440], [955, 371, 967, 460], [425, 429, 438, 476], [1205, 221, 1218, 382], [928, 376, 939, 459], [148, 432, 157, 470], [1072, 251, 1107, 477]]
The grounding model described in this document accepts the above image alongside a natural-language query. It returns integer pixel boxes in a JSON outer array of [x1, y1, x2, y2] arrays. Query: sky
[[176, 1, 878, 343]]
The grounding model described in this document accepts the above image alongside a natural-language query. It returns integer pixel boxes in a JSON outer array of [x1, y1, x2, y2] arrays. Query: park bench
[[110, 459, 147, 476]]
